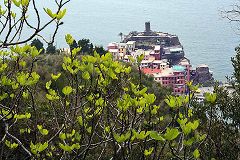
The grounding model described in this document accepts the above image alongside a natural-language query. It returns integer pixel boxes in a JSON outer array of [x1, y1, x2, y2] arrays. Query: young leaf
[[137, 54, 144, 63], [164, 128, 180, 141], [144, 147, 154, 156], [62, 86, 73, 95], [77, 116, 83, 126], [38, 142, 48, 152], [21, 0, 29, 6], [191, 120, 199, 130], [193, 149, 200, 158], [205, 93, 217, 104], [59, 133, 66, 140], [150, 131, 165, 141], [44, 8, 56, 19], [56, 8, 67, 20], [51, 73, 61, 81], [5, 140, 18, 149], [82, 71, 90, 80], [59, 143, 72, 152], [22, 91, 29, 99], [46, 80, 52, 90], [37, 125, 49, 135], [12, 0, 21, 7], [65, 34, 74, 45]]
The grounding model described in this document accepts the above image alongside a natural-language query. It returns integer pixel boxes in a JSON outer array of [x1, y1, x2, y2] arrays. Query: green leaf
[[82, 71, 90, 80], [164, 128, 180, 141], [65, 34, 74, 45], [10, 93, 14, 98], [159, 116, 164, 121], [62, 86, 73, 95], [21, 0, 29, 6], [164, 96, 176, 108], [113, 131, 131, 143], [37, 125, 49, 135], [14, 113, 31, 119], [0, 63, 8, 72], [77, 116, 83, 126], [72, 143, 80, 149], [56, 8, 67, 20], [26, 113, 31, 119], [205, 93, 217, 104], [22, 91, 29, 99], [41, 129, 49, 135], [5, 140, 18, 149], [12, 0, 21, 7], [38, 142, 48, 152], [86, 127, 92, 133], [19, 61, 26, 67], [0, 93, 8, 101], [144, 147, 154, 156], [183, 137, 195, 146], [139, 87, 147, 95], [12, 82, 19, 90], [59, 143, 72, 152], [46, 89, 59, 101], [182, 124, 192, 135], [191, 120, 199, 130], [150, 131, 165, 141], [104, 126, 110, 133], [125, 66, 131, 74], [95, 97, 104, 106], [193, 149, 200, 159], [59, 133, 66, 140], [145, 94, 156, 104], [30, 142, 48, 154], [137, 54, 144, 63], [75, 133, 81, 141], [46, 80, 52, 90], [51, 73, 61, 80], [44, 8, 56, 18], [109, 69, 118, 79], [137, 107, 143, 113]]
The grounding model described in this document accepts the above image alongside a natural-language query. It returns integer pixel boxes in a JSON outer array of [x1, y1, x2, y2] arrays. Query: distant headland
[[107, 22, 214, 95]]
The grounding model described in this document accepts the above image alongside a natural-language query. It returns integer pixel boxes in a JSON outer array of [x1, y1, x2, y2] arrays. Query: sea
[[18, 0, 240, 81]]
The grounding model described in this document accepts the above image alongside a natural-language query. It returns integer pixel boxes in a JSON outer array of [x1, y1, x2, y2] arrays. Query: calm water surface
[[39, 0, 240, 81]]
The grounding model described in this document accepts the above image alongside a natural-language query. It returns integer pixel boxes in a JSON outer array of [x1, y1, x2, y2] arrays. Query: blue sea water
[[35, 0, 240, 80]]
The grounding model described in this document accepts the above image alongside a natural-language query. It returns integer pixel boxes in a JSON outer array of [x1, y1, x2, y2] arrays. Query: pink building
[[107, 42, 118, 50], [142, 66, 186, 95]]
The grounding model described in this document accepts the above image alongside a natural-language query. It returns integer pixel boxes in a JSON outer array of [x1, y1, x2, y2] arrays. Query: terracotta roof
[[141, 68, 161, 75]]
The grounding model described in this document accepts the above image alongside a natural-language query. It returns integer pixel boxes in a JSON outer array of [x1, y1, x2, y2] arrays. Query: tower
[[145, 22, 151, 34]]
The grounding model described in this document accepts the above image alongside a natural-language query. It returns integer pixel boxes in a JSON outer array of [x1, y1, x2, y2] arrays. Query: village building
[[142, 66, 186, 95], [107, 22, 214, 95]]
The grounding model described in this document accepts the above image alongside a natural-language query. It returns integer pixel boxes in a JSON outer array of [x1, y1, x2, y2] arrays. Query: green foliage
[[0, 34, 205, 159], [14, 113, 31, 119], [113, 131, 131, 143], [149, 131, 165, 141], [30, 142, 48, 155], [5, 140, 18, 149], [59, 143, 80, 152], [46, 43, 56, 54], [94, 46, 107, 56], [193, 149, 200, 159], [144, 147, 154, 156], [78, 38, 92, 54], [37, 125, 49, 136], [164, 128, 180, 141], [62, 86, 73, 95]]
